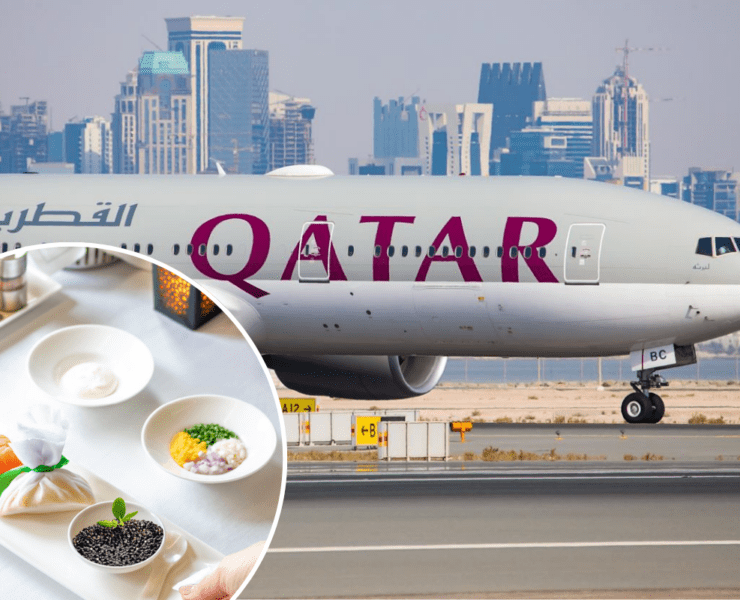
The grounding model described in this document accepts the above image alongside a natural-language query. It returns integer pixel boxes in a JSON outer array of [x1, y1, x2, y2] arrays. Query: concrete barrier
[[378, 421, 449, 461]]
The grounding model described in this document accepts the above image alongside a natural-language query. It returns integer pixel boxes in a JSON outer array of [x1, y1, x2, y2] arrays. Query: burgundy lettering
[[281, 215, 347, 281], [415, 217, 482, 282], [191, 214, 271, 298], [360, 216, 415, 281], [501, 217, 558, 283]]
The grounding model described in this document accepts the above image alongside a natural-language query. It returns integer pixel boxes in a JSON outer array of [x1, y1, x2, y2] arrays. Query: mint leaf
[[112, 497, 126, 520], [123, 511, 138, 523], [97, 520, 118, 528]]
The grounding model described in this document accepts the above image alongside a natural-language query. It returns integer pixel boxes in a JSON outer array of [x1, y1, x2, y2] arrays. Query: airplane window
[[213, 244, 220, 256], [523, 247, 532, 259], [509, 247, 518, 258], [120, 243, 127, 250], [348, 245, 354, 257], [303, 244, 310, 257], [1, 243, 7, 253], [402, 246, 408, 257], [415, 246, 422, 257], [695, 237, 712, 256], [173, 244, 180, 256], [147, 244, 153, 255], [734, 238, 740, 253], [428, 246, 436, 257], [496, 247, 503, 258], [187, 244, 193, 256], [198, 244, 206, 256], [226, 244, 233, 256], [374, 245, 381, 257], [388, 245, 395, 257], [538, 247, 547, 258], [14, 243, 20, 250], [133, 243, 141, 253], [441, 246, 449, 258], [715, 237, 735, 255], [469, 246, 476, 257], [455, 246, 463, 258], [483, 246, 490, 258]]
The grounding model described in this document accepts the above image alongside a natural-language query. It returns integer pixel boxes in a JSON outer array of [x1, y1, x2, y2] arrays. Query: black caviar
[[73, 520, 163, 567]]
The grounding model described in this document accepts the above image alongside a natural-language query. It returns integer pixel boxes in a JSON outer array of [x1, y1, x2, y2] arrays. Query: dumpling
[[0, 405, 94, 516], [0, 470, 94, 516]]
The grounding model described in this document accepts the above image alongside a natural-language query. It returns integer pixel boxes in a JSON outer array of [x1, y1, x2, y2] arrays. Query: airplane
[[2, 165, 740, 424]]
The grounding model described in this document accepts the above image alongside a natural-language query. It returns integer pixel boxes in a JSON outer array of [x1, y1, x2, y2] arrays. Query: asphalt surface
[[242, 426, 740, 599]]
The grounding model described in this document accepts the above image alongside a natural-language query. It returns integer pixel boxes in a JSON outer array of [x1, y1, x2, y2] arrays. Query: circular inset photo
[[0, 243, 286, 600]]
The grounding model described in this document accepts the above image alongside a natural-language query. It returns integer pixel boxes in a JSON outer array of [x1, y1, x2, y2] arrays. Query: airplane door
[[298, 220, 334, 282], [564, 223, 605, 284]]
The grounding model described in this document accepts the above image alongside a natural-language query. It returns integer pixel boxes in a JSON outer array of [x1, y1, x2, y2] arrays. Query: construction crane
[[614, 39, 668, 156]]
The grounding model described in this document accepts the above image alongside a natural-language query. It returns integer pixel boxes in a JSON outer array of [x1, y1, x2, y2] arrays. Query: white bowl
[[27, 325, 154, 407], [68, 500, 165, 574], [141, 395, 277, 484]]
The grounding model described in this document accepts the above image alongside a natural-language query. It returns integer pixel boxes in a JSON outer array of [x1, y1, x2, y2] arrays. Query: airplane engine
[[262, 355, 448, 400]]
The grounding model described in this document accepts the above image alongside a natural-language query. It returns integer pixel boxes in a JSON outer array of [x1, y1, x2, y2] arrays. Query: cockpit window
[[695, 238, 713, 256], [715, 237, 736, 255]]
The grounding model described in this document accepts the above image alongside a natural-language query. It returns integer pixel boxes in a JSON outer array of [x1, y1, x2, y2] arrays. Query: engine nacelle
[[262, 355, 447, 400]]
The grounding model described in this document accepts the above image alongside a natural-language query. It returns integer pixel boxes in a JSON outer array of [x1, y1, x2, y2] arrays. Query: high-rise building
[[209, 49, 269, 174], [683, 168, 739, 221], [268, 92, 315, 172], [137, 51, 195, 174], [419, 103, 492, 176], [650, 176, 680, 199], [477, 62, 546, 160], [47, 131, 64, 162], [112, 52, 195, 174], [0, 100, 48, 173], [373, 96, 420, 159], [591, 66, 649, 188], [166, 16, 244, 172], [495, 98, 592, 178], [64, 116, 112, 174], [111, 70, 139, 174]]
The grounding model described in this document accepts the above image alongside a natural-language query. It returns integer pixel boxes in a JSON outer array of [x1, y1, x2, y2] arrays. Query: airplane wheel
[[621, 392, 651, 424], [647, 393, 665, 424]]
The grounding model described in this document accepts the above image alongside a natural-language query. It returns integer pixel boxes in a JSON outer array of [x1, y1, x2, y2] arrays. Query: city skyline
[[1, 0, 738, 176]]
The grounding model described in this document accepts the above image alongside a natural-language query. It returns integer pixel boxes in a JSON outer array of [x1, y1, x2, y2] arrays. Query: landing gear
[[621, 370, 668, 424]]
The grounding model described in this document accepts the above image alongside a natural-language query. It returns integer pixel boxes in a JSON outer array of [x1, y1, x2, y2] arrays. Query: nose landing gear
[[621, 370, 668, 424]]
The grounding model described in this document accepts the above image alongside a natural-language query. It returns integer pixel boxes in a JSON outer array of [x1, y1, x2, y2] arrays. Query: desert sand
[[272, 375, 740, 424]]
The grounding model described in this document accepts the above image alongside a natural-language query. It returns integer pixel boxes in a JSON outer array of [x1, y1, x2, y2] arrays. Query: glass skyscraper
[[166, 16, 245, 172], [477, 62, 546, 158], [208, 49, 269, 174], [373, 96, 420, 159]]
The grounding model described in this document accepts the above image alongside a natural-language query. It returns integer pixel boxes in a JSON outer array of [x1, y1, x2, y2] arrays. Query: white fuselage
[[2, 174, 740, 357]]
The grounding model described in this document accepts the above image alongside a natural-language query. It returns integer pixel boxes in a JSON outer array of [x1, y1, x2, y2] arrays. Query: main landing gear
[[621, 370, 668, 424]]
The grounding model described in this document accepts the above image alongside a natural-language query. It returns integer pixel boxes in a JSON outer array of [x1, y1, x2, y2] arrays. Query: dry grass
[[493, 416, 513, 423], [288, 450, 377, 462], [567, 415, 587, 424], [553, 415, 566, 424], [641, 452, 664, 461], [689, 413, 726, 424], [472, 446, 605, 462], [528, 395, 539, 400], [624, 454, 636, 461]]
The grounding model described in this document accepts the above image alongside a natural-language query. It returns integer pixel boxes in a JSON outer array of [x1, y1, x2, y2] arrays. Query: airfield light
[[153, 266, 220, 329]]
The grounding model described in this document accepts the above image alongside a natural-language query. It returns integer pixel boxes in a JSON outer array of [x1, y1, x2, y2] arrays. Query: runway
[[243, 425, 740, 599]]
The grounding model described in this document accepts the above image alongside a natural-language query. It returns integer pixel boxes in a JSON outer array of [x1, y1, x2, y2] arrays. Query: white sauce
[[60, 362, 118, 399]]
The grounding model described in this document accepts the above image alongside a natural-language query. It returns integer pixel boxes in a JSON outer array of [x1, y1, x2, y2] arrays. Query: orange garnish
[[0, 436, 22, 474]]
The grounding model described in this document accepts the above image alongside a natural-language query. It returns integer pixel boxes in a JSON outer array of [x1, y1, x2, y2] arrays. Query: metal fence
[[440, 356, 740, 384]]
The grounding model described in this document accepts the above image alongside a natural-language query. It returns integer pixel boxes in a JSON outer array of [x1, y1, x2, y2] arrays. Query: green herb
[[97, 497, 138, 529], [184, 423, 237, 446]]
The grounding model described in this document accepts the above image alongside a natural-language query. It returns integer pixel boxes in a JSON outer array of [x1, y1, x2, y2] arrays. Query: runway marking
[[269, 540, 740, 553], [288, 474, 740, 484]]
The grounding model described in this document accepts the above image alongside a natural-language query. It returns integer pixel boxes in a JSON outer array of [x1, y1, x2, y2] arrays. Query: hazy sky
[[2, 0, 738, 176]]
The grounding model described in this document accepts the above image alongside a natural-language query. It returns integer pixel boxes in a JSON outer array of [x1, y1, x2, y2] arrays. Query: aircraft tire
[[621, 392, 652, 424], [646, 393, 665, 424]]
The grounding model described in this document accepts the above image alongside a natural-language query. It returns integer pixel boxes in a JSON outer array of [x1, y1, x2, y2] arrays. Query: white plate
[[0, 266, 62, 328], [0, 462, 223, 600], [27, 325, 155, 407], [142, 395, 277, 484]]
